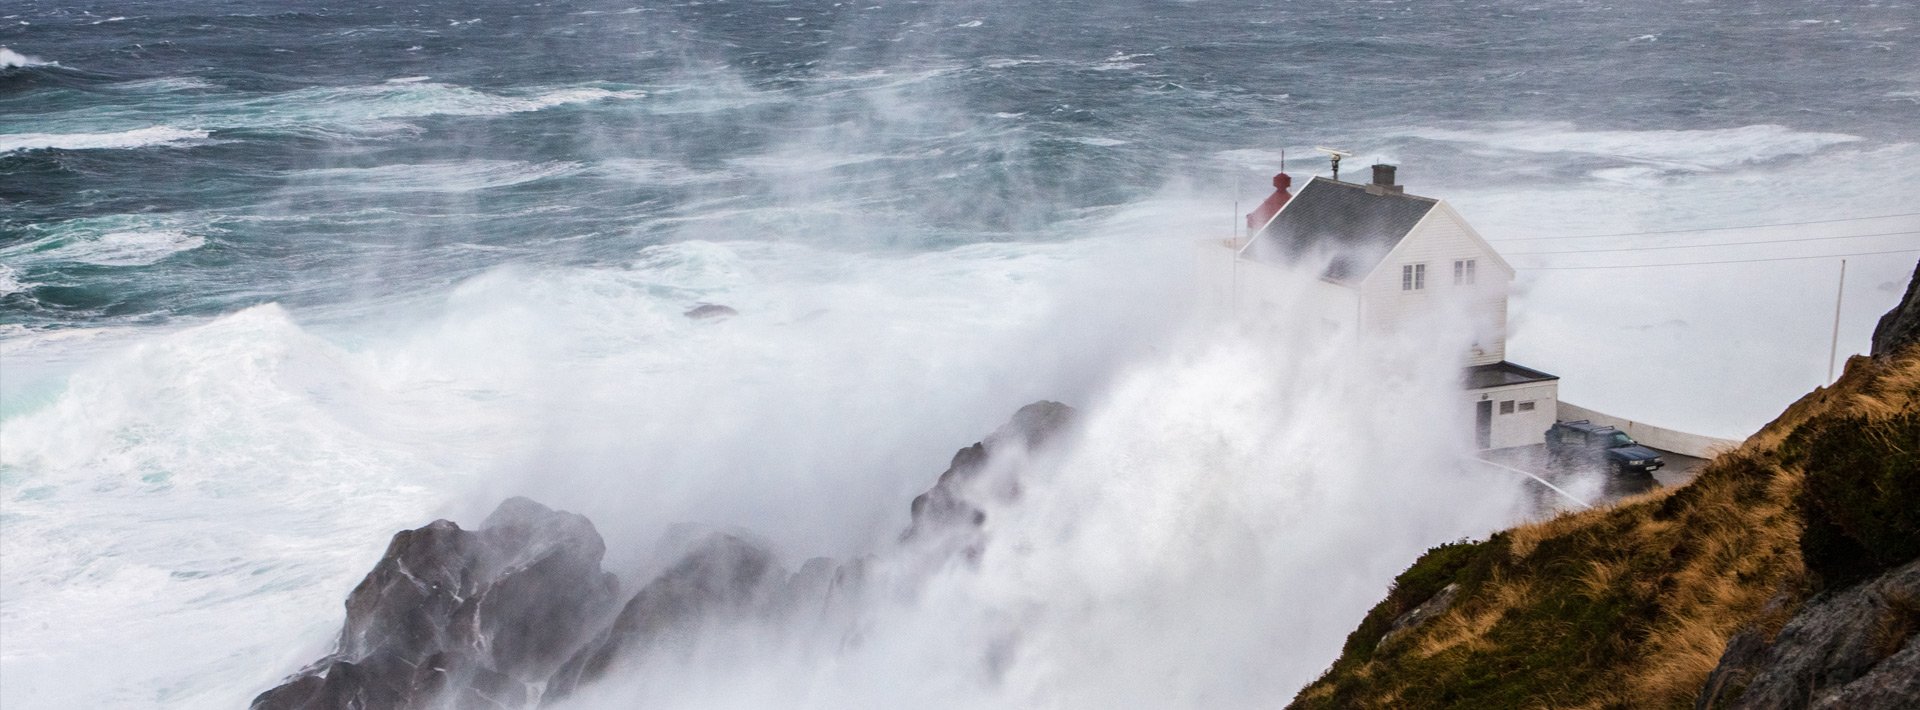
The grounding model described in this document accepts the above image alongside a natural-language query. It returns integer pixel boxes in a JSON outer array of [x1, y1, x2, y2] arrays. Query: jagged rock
[[684, 303, 738, 320], [252, 498, 621, 710], [1871, 260, 1920, 358], [902, 400, 1076, 544], [545, 533, 787, 700], [256, 401, 1080, 707], [1696, 558, 1920, 709]]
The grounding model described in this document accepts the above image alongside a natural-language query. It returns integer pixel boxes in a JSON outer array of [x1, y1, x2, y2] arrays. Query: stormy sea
[[2, 0, 1917, 707]]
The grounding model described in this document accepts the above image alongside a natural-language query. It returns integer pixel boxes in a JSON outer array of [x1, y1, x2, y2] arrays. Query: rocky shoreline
[[252, 401, 1075, 709]]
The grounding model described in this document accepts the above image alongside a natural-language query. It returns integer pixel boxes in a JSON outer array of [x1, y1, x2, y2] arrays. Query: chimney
[[1366, 164, 1403, 195]]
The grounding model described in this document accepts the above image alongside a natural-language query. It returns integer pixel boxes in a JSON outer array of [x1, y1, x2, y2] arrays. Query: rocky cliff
[[1871, 260, 1920, 359]]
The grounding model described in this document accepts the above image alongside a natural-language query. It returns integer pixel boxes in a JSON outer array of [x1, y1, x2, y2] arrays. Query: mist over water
[[3, 0, 1919, 706]]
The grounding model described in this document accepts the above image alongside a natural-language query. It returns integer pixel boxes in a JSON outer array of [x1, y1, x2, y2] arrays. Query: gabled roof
[[1239, 176, 1438, 284]]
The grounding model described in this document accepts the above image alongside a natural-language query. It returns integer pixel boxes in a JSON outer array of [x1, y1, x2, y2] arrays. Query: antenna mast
[[1314, 146, 1354, 181]]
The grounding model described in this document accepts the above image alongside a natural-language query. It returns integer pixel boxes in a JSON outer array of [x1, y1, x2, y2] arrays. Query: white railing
[[1556, 402, 1742, 459]]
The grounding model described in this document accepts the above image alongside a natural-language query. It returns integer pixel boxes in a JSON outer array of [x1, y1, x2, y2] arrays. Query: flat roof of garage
[[1465, 361, 1560, 389]]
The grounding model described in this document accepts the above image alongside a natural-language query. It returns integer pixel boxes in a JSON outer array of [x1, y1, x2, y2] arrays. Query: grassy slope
[[1289, 347, 1920, 710]]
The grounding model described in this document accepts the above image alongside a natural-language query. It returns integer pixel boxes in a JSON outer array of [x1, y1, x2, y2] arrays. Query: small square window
[[1403, 263, 1426, 291], [1517, 401, 1536, 412], [1499, 400, 1515, 415], [1454, 259, 1477, 285]]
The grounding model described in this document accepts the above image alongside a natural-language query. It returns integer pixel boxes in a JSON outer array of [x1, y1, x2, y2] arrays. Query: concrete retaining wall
[[1556, 401, 1742, 459]]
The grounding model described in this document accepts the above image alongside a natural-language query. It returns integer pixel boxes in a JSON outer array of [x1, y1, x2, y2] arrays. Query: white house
[[1201, 163, 1558, 450]]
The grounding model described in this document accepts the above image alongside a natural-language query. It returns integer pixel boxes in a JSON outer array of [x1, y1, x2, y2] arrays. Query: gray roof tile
[[1242, 177, 1438, 283]]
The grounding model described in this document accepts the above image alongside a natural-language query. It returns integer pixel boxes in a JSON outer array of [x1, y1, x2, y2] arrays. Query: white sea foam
[[0, 126, 209, 154], [226, 83, 647, 128], [593, 158, 739, 186], [0, 46, 53, 68], [3, 215, 213, 267], [1427, 138, 1920, 439], [1068, 136, 1129, 147], [1392, 122, 1863, 171], [0, 263, 24, 296], [291, 160, 583, 193], [9, 83, 647, 149], [51, 230, 208, 266], [110, 77, 219, 92]]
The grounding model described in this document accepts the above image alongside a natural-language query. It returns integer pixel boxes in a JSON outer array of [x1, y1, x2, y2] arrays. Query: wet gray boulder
[[1871, 260, 1920, 358], [251, 498, 621, 710], [1696, 558, 1920, 709], [544, 533, 788, 699]]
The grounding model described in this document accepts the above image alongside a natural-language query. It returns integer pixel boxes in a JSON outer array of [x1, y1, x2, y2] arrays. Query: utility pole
[[1827, 258, 1847, 384]]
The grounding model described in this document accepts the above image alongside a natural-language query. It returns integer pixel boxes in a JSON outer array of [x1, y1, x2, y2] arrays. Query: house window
[[1517, 401, 1536, 412], [1402, 263, 1426, 291], [1454, 259, 1477, 285], [1499, 400, 1515, 415]]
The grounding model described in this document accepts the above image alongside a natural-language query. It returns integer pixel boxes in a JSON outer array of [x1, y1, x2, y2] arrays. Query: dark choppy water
[[6, 0, 1915, 330]]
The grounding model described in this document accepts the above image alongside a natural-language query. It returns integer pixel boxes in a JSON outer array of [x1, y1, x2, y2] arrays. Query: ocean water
[[3, 0, 1918, 707]]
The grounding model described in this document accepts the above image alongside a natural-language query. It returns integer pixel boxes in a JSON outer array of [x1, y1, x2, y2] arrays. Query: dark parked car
[[1545, 420, 1665, 474]]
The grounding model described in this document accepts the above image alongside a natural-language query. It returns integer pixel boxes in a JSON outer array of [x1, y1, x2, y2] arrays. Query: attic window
[[1454, 259, 1477, 285], [1402, 263, 1426, 291]]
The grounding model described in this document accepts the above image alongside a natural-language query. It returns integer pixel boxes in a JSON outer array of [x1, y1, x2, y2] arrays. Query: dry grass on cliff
[[1291, 352, 1920, 710]]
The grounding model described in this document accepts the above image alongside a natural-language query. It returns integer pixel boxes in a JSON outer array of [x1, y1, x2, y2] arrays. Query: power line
[[1515, 247, 1920, 270], [1505, 229, 1920, 256], [1491, 211, 1920, 242]]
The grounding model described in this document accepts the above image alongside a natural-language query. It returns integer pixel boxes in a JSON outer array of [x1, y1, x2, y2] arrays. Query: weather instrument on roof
[[1314, 146, 1354, 181]]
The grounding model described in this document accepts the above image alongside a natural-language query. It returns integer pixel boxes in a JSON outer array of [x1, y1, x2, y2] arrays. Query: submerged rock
[[684, 303, 738, 320]]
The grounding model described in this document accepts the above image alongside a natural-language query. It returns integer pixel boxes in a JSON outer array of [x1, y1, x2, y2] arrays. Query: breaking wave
[[0, 47, 55, 69], [4, 215, 212, 267], [0, 127, 210, 154], [227, 83, 647, 128], [0, 264, 24, 296]]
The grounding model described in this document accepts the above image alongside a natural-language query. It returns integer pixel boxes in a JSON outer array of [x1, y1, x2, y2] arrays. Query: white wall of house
[[1357, 203, 1512, 366], [1196, 239, 1361, 332], [1235, 257, 1361, 331], [1470, 381, 1560, 450]]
